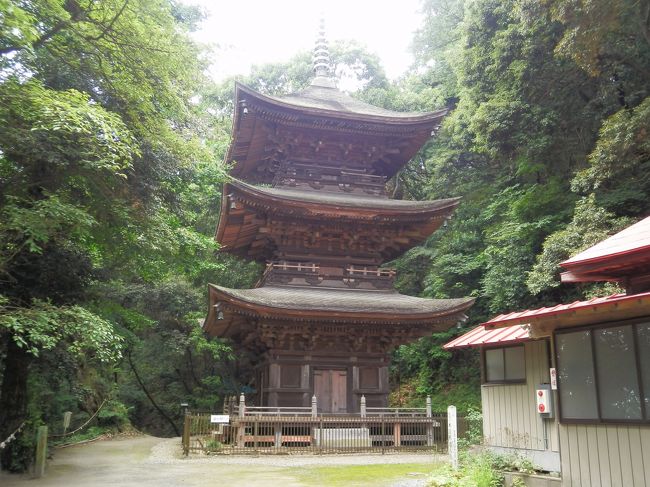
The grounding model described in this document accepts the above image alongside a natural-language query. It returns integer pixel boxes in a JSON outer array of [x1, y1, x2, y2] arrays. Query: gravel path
[[0, 435, 444, 486]]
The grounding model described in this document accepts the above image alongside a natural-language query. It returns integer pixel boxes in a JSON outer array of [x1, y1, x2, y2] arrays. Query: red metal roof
[[443, 324, 530, 349], [561, 216, 650, 267], [480, 291, 650, 328]]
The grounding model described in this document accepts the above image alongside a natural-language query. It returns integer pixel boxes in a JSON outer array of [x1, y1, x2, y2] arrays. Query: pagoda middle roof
[[223, 179, 461, 214], [217, 180, 460, 261]]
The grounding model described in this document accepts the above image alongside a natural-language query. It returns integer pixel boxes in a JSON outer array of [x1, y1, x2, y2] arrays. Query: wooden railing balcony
[[273, 163, 387, 196], [260, 262, 396, 290]]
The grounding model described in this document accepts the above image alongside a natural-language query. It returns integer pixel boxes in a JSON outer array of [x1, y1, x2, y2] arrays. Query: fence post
[[34, 426, 47, 478], [182, 413, 190, 456], [448, 405, 458, 470], [311, 395, 317, 418], [236, 393, 246, 448], [360, 395, 366, 418], [238, 393, 246, 417], [426, 395, 434, 447]]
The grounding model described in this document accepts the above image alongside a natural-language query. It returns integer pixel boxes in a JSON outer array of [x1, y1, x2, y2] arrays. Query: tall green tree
[[0, 0, 226, 470]]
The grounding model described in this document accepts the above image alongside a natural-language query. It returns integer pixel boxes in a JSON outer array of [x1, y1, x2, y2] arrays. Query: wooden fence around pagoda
[[182, 395, 467, 455]]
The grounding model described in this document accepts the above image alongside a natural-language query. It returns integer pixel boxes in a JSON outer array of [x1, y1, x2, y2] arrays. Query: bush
[[427, 450, 538, 487]]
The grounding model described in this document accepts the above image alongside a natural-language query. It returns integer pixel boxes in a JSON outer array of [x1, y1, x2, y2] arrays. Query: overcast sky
[[183, 0, 424, 81]]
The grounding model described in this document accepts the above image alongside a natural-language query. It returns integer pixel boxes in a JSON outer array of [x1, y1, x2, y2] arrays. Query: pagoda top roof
[[204, 283, 474, 336], [265, 83, 442, 121], [237, 82, 446, 123], [226, 83, 447, 183]]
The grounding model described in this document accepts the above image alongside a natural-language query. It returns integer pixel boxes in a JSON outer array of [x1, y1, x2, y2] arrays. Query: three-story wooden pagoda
[[204, 31, 474, 413]]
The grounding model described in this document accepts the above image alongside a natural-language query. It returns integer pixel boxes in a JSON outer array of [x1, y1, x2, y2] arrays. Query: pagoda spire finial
[[311, 17, 336, 88]]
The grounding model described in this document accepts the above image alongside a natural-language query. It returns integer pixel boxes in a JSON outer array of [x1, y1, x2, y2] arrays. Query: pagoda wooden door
[[314, 369, 347, 413]]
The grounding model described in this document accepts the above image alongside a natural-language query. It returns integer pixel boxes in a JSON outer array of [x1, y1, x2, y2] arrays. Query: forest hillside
[[0, 0, 648, 471]]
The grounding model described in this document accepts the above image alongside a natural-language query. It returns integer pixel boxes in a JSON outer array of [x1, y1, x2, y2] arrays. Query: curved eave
[[235, 82, 447, 125], [215, 180, 460, 258], [228, 179, 459, 215], [225, 82, 448, 181], [204, 284, 475, 337]]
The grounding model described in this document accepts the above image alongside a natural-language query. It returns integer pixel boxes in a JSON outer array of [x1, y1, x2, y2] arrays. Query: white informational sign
[[549, 368, 557, 390], [447, 405, 458, 470], [210, 414, 230, 424]]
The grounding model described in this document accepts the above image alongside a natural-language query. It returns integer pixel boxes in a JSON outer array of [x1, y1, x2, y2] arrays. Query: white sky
[[184, 0, 424, 81]]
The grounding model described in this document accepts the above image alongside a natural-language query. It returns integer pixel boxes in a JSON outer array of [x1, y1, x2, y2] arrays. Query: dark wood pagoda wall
[[256, 350, 389, 413]]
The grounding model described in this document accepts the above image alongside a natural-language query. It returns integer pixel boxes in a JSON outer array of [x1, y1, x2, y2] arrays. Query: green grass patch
[[293, 462, 440, 487]]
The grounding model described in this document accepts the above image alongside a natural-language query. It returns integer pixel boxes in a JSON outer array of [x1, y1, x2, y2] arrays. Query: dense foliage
[[0, 0, 240, 471], [0, 0, 648, 472], [388, 0, 649, 408]]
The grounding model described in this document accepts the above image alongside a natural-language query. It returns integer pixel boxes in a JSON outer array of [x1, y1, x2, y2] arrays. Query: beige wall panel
[[482, 340, 558, 452], [559, 423, 650, 487], [586, 426, 601, 487], [576, 426, 591, 487], [642, 428, 650, 486], [559, 421, 572, 485], [595, 426, 610, 486], [617, 426, 634, 487], [629, 427, 647, 487]]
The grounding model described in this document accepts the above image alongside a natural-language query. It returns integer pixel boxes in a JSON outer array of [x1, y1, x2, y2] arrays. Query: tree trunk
[[126, 351, 180, 436], [0, 339, 33, 471]]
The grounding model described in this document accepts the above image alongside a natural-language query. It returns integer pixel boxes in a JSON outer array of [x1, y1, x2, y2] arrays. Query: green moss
[[293, 463, 439, 487]]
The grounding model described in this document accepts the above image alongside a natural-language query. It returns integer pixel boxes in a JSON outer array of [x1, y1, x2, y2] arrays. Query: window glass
[[637, 323, 650, 417], [557, 331, 598, 419], [504, 346, 525, 380], [594, 326, 642, 420], [485, 348, 504, 382]]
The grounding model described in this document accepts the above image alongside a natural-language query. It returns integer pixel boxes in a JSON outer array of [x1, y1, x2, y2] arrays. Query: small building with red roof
[[445, 216, 650, 484]]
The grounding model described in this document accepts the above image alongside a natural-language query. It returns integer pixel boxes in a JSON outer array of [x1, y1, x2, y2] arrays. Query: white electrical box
[[536, 384, 553, 418]]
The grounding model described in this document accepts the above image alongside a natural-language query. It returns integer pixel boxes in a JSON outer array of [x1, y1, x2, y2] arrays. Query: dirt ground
[[0, 436, 444, 487]]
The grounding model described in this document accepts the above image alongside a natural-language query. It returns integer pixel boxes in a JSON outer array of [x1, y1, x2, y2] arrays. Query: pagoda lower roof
[[204, 283, 474, 336]]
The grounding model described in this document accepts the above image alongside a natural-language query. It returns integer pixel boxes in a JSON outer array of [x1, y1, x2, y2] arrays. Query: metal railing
[[182, 394, 467, 455]]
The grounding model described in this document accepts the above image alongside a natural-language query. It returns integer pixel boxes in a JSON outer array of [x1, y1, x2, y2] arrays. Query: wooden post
[[448, 405, 458, 470], [182, 413, 190, 456], [394, 422, 401, 448], [253, 419, 259, 452], [381, 416, 385, 455], [274, 424, 282, 448], [426, 396, 434, 447], [63, 411, 72, 435], [237, 393, 246, 448], [360, 395, 366, 418], [34, 426, 47, 478], [238, 393, 246, 417]]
